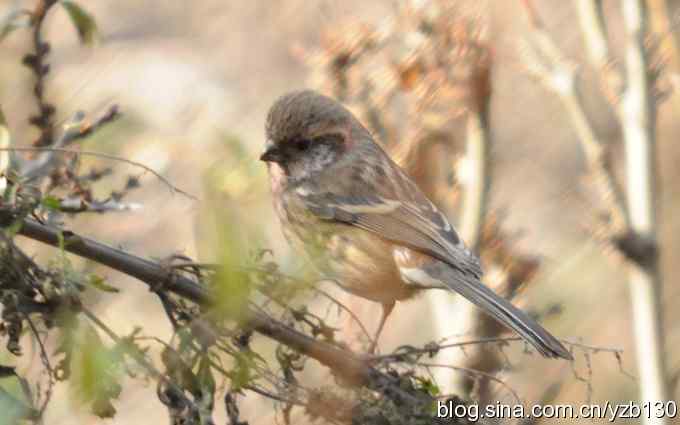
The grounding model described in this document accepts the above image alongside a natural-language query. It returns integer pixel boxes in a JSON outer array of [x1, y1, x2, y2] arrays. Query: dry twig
[[520, 0, 670, 417]]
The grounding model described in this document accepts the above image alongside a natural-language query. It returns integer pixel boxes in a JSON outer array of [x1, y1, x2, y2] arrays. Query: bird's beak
[[260, 144, 284, 163]]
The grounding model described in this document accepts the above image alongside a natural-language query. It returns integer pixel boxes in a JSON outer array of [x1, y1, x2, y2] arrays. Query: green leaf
[[196, 355, 216, 396], [60, 1, 98, 45], [69, 324, 123, 418], [414, 376, 440, 397], [54, 311, 79, 381], [229, 352, 254, 391], [87, 275, 120, 293], [41, 196, 61, 211]]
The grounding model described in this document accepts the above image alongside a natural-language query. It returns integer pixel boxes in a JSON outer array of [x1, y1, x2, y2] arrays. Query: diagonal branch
[[0, 207, 433, 410], [521, 0, 629, 236]]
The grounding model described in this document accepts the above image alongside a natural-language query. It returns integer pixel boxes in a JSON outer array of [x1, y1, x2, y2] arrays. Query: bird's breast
[[267, 163, 288, 196], [278, 195, 416, 302]]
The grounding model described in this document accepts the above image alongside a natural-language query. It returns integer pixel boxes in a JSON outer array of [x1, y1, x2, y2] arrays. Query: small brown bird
[[261, 90, 571, 359]]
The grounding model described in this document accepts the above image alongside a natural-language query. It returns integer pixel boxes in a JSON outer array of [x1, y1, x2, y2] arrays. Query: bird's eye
[[295, 139, 311, 151], [313, 133, 344, 146]]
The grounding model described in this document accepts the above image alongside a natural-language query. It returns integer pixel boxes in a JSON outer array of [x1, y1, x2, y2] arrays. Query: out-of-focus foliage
[[60, 318, 123, 418], [59, 1, 98, 45], [202, 135, 263, 322]]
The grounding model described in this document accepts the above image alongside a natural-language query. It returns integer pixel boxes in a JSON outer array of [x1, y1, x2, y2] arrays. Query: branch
[[619, 0, 669, 413], [370, 336, 622, 364], [0, 207, 433, 411], [522, 0, 669, 415], [574, 0, 625, 103], [575, 0, 611, 69], [434, 87, 497, 401], [3, 146, 196, 200], [19, 105, 120, 181], [24, 0, 59, 147], [459, 103, 491, 252], [522, 0, 629, 235], [47, 196, 142, 214]]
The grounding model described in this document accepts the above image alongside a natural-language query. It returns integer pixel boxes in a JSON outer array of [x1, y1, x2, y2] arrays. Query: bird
[[260, 89, 572, 360]]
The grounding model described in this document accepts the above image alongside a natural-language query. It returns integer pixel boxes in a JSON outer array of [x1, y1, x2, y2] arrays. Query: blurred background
[[1, 0, 679, 423]]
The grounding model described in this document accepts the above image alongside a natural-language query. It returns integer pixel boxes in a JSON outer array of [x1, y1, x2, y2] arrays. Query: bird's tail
[[445, 275, 573, 360]]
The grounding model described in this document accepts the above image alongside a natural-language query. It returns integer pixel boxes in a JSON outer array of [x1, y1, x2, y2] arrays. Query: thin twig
[[246, 266, 375, 344], [20, 106, 120, 180], [522, 0, 629, 234], [418, 362, 523, 406], [24, 314, 54, 419], [173, 261, 375, 345], [370, 336, 623, 363], [50, 196, 142, 214], [2, 147, 196, 200]]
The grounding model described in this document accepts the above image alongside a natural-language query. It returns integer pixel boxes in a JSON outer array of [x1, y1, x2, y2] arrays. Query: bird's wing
[[298, 184, 482, 279], [297, 151, 573, 360]]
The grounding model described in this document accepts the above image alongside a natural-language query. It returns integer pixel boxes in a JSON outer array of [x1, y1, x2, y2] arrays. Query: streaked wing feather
[[303, 192, 482, 278]]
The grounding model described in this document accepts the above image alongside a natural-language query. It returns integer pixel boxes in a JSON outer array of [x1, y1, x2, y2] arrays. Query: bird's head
[[262, 90, 368, 183]]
